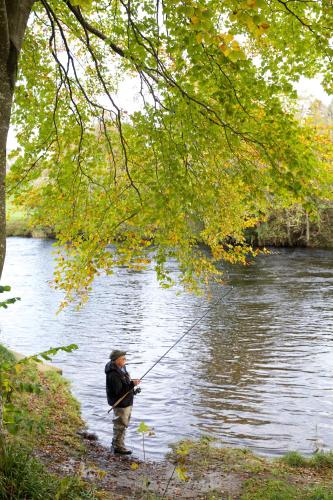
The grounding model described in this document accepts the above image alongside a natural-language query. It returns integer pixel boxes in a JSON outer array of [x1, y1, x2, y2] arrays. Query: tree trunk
[[0, 0, 35, 278], [0, 61, 11, 278], [0, 0, 35, 437], [286, 211, 292, 247], [305, 212, 310, 247]]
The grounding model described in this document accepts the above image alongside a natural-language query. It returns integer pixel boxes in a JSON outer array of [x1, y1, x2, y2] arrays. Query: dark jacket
[[105, 361, 134, 408]]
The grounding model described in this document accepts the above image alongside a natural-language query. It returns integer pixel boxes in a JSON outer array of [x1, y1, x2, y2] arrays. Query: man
[[105, 349, 141, 455]]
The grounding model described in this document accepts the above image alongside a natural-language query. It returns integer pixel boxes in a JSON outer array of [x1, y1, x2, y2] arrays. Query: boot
[[111, 436, 132, 455], [113, 447, 132, 455]]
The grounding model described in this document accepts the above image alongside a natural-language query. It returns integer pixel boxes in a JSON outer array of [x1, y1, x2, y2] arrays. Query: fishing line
[[108, 286, 233, 411], [139, 287, 233, 381]]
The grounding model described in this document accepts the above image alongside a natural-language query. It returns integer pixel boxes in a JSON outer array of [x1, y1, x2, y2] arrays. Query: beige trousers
[[112, 405, 132, 450]]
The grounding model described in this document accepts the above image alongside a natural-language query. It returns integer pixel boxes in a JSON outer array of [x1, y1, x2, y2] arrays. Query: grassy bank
[[6, 203, 53, 238], [6, 205, 32, 237], [6, 201, 333, 249], [0, 345, 96, 499], [1, 344, 333, 499], [169, 438, 333, 499]]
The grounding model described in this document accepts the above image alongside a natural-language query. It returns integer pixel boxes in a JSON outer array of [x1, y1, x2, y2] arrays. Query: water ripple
[[0, 239, 332, 459]]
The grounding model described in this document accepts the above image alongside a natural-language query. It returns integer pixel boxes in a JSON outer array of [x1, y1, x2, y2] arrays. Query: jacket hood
[[105, 361, 128, 375], [105, 360, 116, 374]]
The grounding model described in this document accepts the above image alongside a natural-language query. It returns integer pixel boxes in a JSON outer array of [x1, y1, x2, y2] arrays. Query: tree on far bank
[[1, 0, 333, 305]]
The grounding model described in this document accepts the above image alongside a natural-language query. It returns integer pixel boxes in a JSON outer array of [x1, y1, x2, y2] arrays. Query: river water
[[1, 237, 333, 460]]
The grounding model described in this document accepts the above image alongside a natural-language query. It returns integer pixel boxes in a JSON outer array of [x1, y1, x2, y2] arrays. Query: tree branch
[[275, 0, 316, 35], [40, 0, 113, 211], [76, 9, 142, 202], [63, 0, 125, 57], [7, 136, 56, 195], [59, 0, 275, 167]]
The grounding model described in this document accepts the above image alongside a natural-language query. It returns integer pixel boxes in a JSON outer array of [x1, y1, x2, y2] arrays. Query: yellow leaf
[[14, 364, 23, 374], [191, 16, 200, 25], [246, 17, 256, 31], [223, 33, 234, 43], [231, 40, 240, 51], [175, 466, 189, 481], [131, 463, 139, 470], [196, 32, 204, 44]]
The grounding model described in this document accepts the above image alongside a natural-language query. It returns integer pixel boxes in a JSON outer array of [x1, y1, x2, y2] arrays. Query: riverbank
[[7, 207, 333, 248], [249, 205, 333, 249], [1, 345, 333, 499], [6, 218, 54, 238], [6, 204, 54, 238]]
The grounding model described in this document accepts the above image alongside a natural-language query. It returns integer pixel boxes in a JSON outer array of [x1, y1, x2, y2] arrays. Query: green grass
[[281, 451, 333, 470], [306, 484, 333, 499], [281, 451, 309, 468], [169, 439, 333, 499], [0, 345, 15, 363], [6, 219, 32, 237], [310, 452, 333, 470], [0, 344, 95, 499], [0, 440, 55, 499], [6, 201, 28, 221], [241, 479, 299, 500], [6, 201, 31, 236], [6, 201, 53, 237], [169, 438, 267, 475], [241, 478, 333, 500], [0, 440, 96, 500], [10, 364, 85, 454]]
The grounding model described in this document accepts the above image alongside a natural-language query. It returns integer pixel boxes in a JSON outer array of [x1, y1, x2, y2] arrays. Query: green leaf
[[137, 421, 151, 434], [73, 0, 93, 10], [40, 353, 52, 361]]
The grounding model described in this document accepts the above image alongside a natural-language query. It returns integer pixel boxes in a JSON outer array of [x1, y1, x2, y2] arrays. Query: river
[[1, 237, 333, 460]]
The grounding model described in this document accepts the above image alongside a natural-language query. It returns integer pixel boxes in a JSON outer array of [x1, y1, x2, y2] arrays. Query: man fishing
[[105, 350, 141, 455]]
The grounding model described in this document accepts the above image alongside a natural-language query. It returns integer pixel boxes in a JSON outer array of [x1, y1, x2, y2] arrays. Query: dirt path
[[34, 430, 333, 500], [37, 434, 244, 499]]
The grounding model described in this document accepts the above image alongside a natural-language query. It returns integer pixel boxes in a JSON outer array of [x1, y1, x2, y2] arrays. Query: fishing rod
[[109, 286, 233, 411]]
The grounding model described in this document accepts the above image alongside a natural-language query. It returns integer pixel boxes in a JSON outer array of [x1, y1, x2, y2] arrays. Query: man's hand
[[132, 379, 141, 386]]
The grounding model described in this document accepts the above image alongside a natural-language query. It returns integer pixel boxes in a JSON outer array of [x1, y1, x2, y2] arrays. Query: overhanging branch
[[54, 0, 279, 168], [63, 0, 125, 57]]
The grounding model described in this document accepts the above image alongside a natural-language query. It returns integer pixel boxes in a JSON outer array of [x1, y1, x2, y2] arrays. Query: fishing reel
[[133, 387, 141, 396]]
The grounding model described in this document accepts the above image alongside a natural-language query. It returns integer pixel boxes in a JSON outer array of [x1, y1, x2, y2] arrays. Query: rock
[[77, 430, 98, 441]]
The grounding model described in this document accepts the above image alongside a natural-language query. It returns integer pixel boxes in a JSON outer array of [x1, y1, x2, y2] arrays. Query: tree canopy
[[5, 0, 333, 306]]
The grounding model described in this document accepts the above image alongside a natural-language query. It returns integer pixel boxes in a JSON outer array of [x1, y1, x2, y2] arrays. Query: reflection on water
[[1, 238, 333, 460]]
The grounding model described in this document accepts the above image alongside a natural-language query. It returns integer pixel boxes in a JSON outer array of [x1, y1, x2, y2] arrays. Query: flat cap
[[110, 349, 127, 361]]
